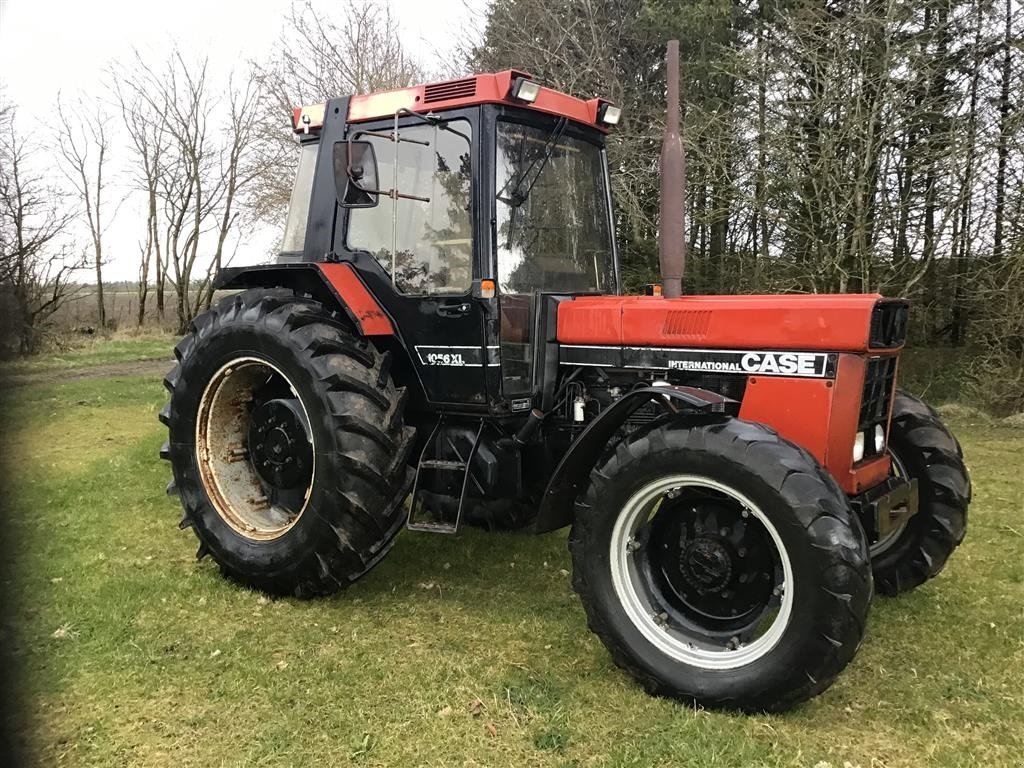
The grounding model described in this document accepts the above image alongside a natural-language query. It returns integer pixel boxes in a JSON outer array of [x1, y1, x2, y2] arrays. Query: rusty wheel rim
[[195, 357, 314, 541]]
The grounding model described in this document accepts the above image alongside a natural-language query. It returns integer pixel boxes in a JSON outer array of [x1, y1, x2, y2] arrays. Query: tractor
[[160, 42, 970, 712]]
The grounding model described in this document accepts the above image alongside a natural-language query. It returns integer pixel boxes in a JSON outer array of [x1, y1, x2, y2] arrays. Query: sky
[[0, 0, 483, 282]]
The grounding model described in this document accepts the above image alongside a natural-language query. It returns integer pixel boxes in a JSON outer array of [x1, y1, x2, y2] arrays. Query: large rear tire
[[160, 289, 414, 597], [569, 416, 872, 712], [869, 391, 970, 595]]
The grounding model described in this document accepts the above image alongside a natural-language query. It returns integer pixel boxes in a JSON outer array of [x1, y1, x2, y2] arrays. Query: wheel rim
[[870, 449, 910, 556], [195, 357, 314, 541], [610, 475, 794, 669]]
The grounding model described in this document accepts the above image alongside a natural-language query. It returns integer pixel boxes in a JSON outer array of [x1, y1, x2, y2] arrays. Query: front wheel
[[869, 391, 970, 595], [569, 417, 872, 712]]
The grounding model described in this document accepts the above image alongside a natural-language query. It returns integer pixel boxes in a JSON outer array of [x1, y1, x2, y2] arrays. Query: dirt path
[[0, 358, 173, 388]]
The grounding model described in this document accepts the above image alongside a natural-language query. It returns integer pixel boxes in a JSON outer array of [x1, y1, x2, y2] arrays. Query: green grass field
[[2, 342, 1022, 767], [0, 334, 174, 377]]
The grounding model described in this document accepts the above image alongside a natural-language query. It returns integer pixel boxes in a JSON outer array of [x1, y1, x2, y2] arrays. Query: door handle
[[436, 302, 471, 318]]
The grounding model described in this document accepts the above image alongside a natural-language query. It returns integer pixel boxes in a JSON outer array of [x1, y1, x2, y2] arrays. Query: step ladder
[[406, 418, 484, 534]]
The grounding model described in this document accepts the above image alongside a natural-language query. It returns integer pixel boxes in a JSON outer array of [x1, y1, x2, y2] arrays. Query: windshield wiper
[[497, 117, 568, 208]]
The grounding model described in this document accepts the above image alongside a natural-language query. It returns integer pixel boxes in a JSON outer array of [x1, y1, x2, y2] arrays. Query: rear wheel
[[160, 289, 415, 597], [570, 417, 872, 712], [869, 391, 970, 595]]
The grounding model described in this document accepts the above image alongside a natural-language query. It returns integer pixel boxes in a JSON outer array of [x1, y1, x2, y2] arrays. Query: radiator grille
[[424, 78, 477, 103], [869, 300, 910, 349], [859, 357, 898, 431]]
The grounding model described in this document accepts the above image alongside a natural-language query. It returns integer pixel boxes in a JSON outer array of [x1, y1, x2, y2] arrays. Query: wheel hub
[[609, 474, 795, 670], [680, 537, 733, 594], [248, 398, 313, 489], [649, 494, 777, 628], [195, 357, 316, 541]]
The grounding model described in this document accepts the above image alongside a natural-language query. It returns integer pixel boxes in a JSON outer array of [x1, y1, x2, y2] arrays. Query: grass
[[1, 360, 1023, 766], [0, 334, 175, 377]]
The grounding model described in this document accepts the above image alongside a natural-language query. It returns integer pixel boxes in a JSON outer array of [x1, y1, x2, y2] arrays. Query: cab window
[[281, 141, 318, 254], [346, 120, 473, 295]]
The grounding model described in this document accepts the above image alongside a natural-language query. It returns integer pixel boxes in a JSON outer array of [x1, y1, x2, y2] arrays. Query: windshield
[[495, 121, 615, 294]]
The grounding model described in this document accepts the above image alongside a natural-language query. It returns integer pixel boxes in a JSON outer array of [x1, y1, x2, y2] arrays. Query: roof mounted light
[[292, 103, 325, 134], [509, 76, 541, 103], [597, 102, 621, 126]]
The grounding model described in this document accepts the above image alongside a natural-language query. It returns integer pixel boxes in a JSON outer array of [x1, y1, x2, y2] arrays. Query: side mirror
[[333, 140, 379, 208]]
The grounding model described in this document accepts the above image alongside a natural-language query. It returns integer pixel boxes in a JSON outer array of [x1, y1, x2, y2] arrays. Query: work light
[[510, 76, 540, 103], [598, 103, 622, 125]]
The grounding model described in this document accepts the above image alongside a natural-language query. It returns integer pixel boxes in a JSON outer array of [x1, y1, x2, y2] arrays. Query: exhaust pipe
[[659, 39, 685, 299]]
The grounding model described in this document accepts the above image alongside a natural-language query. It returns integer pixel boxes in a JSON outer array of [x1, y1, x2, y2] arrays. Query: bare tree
[[112, 61, 169, 325], [115, 49, 267, 333], [199, 73, 267, 311], [247, 0, 426, 224], [0, 100, 81, 355], [56, 96, 114, 329]]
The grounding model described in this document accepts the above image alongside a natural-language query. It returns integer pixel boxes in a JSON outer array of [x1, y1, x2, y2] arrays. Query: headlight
[[853, 431, 865, 463], [874, 424, 885, 454]]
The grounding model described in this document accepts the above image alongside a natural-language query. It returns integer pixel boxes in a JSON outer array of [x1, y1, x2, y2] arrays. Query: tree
[[112, 63, 169, 325], [115, 49, 265, 334], [56, 96, 114, 329], [248, 0, 426, 225], [0, 99, 81, 355]]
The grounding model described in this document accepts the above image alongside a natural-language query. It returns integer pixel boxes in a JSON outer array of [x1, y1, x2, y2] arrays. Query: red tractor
[[161, 44, 970, 712]]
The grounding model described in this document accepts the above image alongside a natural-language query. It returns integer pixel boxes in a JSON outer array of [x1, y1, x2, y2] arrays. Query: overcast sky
[[0, 0, 483, 281]]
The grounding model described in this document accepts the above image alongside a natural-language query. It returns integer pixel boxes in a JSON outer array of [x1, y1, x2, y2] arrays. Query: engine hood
[[556, 294, 902, 354]]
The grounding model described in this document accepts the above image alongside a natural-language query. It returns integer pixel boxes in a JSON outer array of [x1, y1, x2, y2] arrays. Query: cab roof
[[292, 71, 613, 134]]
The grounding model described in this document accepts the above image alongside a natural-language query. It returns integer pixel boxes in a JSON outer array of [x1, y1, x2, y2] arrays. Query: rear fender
[[214, 263, 394, 337], [534, 386, 738, 533]]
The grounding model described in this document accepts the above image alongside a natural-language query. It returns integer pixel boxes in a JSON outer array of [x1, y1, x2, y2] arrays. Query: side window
[[281, 142, 318, 254], [346, 120, 473, 295]]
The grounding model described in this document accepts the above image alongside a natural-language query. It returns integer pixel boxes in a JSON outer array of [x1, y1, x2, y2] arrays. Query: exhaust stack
[[659, 40, 686, 299]]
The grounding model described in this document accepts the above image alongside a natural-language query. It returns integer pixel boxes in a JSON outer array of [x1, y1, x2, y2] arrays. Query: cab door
[[335, 112, 492, 407]]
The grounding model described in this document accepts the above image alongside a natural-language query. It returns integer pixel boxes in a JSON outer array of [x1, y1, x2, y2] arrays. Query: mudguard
[[215, 262, 394, 337], [533, 385, 739, 533]]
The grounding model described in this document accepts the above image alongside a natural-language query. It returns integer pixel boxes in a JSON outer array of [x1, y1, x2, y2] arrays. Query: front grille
[[870, 300, 910, 348], [860, 356, 897, 431], [423, 78, 477, 103]]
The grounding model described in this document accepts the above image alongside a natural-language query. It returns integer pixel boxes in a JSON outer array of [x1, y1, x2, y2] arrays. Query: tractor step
[[419, 459, 467, 471], [407, 418, 484, 534], [406, 520, 459, 534]]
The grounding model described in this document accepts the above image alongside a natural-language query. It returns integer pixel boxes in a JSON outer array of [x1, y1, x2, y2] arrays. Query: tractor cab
[[277, 72, 620, 410]]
